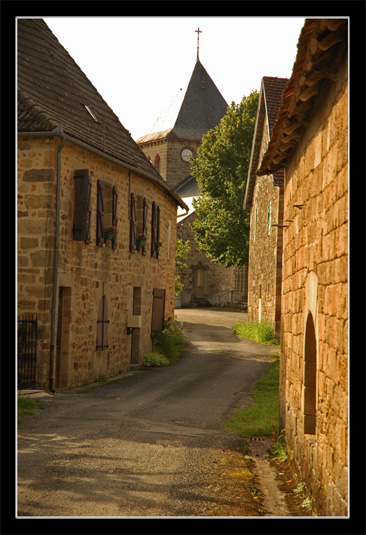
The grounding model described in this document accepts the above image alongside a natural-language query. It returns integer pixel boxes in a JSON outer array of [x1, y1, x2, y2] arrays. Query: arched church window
[[154, 154, 161, 173]]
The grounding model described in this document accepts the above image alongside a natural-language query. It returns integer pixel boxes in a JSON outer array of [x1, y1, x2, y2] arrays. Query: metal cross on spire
[[195, 27, 202, 61]]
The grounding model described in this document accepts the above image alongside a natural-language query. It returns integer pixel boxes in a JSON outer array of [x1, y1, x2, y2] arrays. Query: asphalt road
[[17, 308, 277, 518]]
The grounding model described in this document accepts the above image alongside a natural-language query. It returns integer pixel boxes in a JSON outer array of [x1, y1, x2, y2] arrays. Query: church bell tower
[[136, 28, 228, 192]]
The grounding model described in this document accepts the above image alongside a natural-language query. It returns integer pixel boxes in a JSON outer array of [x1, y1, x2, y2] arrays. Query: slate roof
[[17, 18, 186, 208], [137, 60, 228, 144], [243, 76, 288, 209], [175, 175, 200, 199], [258, 19, 348, 176]]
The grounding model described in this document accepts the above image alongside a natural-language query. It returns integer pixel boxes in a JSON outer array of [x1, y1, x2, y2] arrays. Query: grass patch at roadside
[[233, 320, 279, 345], [18, 396, 43, 425], [223, 354, 280, 437]]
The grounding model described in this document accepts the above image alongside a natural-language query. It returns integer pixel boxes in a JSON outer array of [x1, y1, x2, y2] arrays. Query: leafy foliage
[[153, 316, 186, 363], [175, 238, 191, 296], [142, 353, 170, 367], [190, 91, 259, 267]]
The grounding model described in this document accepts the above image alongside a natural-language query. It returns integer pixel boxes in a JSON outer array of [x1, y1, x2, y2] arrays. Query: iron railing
[[17, 314, 38, 388]]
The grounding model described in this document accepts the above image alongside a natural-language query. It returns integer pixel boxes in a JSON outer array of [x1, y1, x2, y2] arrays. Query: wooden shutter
[[151, 201, 156, 257], [142, 198, 149, 256], [130, 193, 137, 253], [73, 169, 91, 242], [156, 205, 160, 258], [151, 288, 166, 334], [96, 180, 105, 246], [112, 185, 118, 250], [96, 295, 109, 349]]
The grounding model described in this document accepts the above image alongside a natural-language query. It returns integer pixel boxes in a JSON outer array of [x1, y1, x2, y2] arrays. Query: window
[[304, 312, 317, 435], [267, 201, 271, 236], [151, 201, 161, 258], [130, 193, 149, 255], [73, 169, 92, 243], [84, 105, 100, 123], [154, 154, 161, 173], [97, 180, 118, 249], [234, 266, 246, 293], [96, 295, 109, 349], [194, 268, 203, 288]]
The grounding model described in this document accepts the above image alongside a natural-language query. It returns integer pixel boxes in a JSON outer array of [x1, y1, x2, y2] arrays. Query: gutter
[[19, 127, 187, 210]]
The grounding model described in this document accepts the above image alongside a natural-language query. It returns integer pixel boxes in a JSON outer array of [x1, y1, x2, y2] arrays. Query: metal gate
[[17, 314, 38, 388]]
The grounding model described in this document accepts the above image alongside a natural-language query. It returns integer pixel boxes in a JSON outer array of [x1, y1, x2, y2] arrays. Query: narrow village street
[[18, 308, 292, 518]]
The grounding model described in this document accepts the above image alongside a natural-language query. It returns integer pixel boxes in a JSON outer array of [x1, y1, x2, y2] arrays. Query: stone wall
[[280, 56, 348, 516], [18, 137, 178, 388], [139, 137, 200, 190], [138, 138, 169, 182], [247, 114, 284, 337], [176, 212, 247, 307], [165, 139, 200, 190]]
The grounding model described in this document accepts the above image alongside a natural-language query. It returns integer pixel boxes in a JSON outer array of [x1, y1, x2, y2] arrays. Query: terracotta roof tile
[[258, 19, 348, 176]]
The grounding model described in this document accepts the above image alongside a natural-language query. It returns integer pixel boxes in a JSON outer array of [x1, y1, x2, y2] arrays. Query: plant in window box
[[154, 240, 162, 252], [104, 226, 117, 240], [136, 232, 147, 249]]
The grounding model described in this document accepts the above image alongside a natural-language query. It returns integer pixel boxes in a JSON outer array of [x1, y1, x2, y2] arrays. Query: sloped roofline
[[257, 19, 348, 176], [137, 59, 227, 144], [17, 18, 187, 210], [243, 76, 288, 210]]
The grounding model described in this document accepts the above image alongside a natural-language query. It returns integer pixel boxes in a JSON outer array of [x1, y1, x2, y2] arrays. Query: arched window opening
[[154, 154, 161, 173], [304, 312, 317, 434]]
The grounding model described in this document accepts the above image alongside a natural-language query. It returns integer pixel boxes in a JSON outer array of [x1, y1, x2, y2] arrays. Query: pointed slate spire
[[167, 60, 228, 141]]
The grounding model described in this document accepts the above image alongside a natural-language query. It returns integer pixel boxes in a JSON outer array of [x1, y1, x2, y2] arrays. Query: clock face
[[181, 148, 194, 162]]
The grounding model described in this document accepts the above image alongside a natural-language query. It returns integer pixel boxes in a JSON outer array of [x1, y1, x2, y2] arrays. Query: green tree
[[175, 238, 191, 296], [190, 90, 259, 267]]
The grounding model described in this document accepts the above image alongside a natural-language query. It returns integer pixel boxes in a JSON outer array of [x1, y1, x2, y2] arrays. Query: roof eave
[[243, 83, 266, 210], [18, 127, 188, 210], [257, 18, 348, 177]]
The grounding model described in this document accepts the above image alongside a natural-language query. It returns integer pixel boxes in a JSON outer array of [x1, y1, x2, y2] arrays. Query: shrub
[[142, 352, 170, 367], [153, 316, 186, 363]]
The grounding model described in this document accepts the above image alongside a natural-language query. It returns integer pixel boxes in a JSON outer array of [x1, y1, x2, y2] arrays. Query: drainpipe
[[19, 125, 65, 391], [49, 125, 65, 392]]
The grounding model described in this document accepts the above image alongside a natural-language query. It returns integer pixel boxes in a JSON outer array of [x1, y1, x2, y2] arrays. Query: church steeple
[[137, 38, 228, 147], [168, 60, 228, 141]]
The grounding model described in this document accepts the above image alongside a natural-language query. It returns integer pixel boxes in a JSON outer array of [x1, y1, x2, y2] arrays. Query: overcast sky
[[43, 16, 306, 140]]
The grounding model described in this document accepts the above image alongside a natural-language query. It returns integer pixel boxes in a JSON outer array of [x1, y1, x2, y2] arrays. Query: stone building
[[258, 19, 348, 516], [17, 19, 186, 390], [244, 76, 288, 337], [137, 57, 247, 307], [176, 211, 247, 307]]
